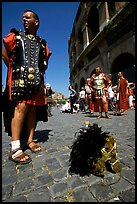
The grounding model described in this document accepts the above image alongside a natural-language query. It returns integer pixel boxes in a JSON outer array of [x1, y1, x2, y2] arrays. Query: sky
[[2, 2, 80, 97]]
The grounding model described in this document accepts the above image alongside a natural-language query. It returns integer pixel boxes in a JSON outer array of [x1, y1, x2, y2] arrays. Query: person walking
[[2, 10, 52, 164], [78, 87, 86, 112], [90, 66, 111, 118], [84, 82, 91, 112], [68, 85, 77, 114], [108, 83, 114, 111], [45, 83, 53, 117]]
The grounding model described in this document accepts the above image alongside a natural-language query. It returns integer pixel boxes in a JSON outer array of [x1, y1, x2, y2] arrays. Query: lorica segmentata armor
[[11, 30, 47, 100]]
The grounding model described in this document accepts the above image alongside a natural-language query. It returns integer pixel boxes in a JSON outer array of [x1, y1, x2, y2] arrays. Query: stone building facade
[[68, 2, 135, 92], [52, 91, 67, 104]]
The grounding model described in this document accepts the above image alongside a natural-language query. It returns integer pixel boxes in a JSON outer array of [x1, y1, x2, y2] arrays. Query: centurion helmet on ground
[[69, 122, 121, 177]]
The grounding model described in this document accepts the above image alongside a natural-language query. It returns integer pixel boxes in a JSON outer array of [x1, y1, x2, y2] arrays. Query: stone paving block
[[110, 177, 133, 194], [73, 186, 97, 202], [121, 168, 135, 184], [16, 164, 34, 182], [57, 153, 70, 167], [118, 187, 135, 202], [67, 175, 86, 190], [2, 170, 17, 186], [34, 167, 47, 178], [4, 195, 27, 202], [31, 154, 49, 170], [26, 186, 51, 202], [51, 197, 67, 202], [100, 172, 122, 186], [58, 159, 70, 168], [120, 156, 135, 168], [13, 178, 35, 197], [2, 159, 17, 171], [125, 144, 135, 154], [80, 174, 102, 186], [44, 157, 62, 171], [33, 174, 53, 187], [58, 153, 70, 161], [46, 148, 58, 153], [49, 182, 68, 199], [52, 168, 69, 181], [2, 185, 13, 201], [89, 181, 115, 202]]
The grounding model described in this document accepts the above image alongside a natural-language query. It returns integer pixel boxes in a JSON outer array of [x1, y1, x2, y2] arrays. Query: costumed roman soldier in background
[[115, 71, 129, 115], [87, 66, 111, 118]]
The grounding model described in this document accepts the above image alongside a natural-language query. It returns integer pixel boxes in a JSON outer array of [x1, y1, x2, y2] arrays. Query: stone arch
[[110, 52, 135, 85], [87, 5, 99, 41]]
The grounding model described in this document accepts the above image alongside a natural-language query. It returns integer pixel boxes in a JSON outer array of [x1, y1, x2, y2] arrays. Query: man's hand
[[104, 87, 108, 91]]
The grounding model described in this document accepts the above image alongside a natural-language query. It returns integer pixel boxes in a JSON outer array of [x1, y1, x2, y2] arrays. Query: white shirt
[[108, 86, 114, 99], [79, 90, 86, 99]]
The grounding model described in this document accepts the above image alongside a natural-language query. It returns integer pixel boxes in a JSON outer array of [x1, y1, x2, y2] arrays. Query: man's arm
[[2, 47, 10, 68], [117, 79, 120, 91]]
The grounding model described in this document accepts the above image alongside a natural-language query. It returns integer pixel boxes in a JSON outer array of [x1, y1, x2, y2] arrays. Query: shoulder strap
[[10, 28, 19, 35], [40, 38, 47, 46]]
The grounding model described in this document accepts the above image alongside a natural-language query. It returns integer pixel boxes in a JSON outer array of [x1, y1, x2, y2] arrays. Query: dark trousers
[[108, 98, 113, 111], [70, 97, 76, 113], [79, 98, 86, 111]]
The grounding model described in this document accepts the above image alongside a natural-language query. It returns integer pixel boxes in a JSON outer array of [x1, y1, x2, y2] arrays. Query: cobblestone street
[[2, 107, 135, 202]]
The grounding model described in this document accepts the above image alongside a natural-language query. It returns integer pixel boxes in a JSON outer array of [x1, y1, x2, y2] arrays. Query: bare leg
[[27, 105, 36, 143], [97, 99, 102, 118], [104, 103, 110, 118], [115, 100, 120, 115], [27, 105, 41, 152], [11, 102, 30, 162], [102, 97, 110, 118], [103, 102, 107, 112], [115, 100, 119, 112], [11, 102, 29, 141]]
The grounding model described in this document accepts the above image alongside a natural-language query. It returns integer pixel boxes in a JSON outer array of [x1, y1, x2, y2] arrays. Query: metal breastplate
[[93, 74, 105, 90], [11, 30, 46, 99]]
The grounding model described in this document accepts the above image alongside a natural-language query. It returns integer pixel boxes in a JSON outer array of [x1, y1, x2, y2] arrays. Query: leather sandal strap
[[16, 152, 30, 159], [27, 140, 36, 145], [11, 147, 22, 154], [30, 144, 40, 151]]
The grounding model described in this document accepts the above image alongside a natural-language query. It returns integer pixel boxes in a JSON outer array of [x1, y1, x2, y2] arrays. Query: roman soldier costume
[[91, 72, 111, 99], [4, 29, 51, 100], [3, 29, 52, 136]]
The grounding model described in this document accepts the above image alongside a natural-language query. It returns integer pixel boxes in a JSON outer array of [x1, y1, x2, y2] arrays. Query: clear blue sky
[[2, 2, 80, 97]]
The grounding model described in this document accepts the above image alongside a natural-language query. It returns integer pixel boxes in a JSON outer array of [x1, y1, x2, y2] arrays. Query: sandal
[[9, 148, 32, 165], [105, 113, 111, 119], [97, 113, 103, 118], [27, 140, 41, 153]]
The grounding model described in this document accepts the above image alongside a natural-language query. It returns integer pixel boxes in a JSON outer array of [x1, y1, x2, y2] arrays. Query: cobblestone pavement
[[2, 107, 135, 202]]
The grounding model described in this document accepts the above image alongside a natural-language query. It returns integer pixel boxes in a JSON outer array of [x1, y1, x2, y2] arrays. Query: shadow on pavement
[[20, 129, 53, 151], [34, 129, 53, 143]]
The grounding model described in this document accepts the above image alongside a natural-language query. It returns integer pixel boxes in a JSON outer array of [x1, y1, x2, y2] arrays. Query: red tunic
[[118, 77, 129, 111]]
